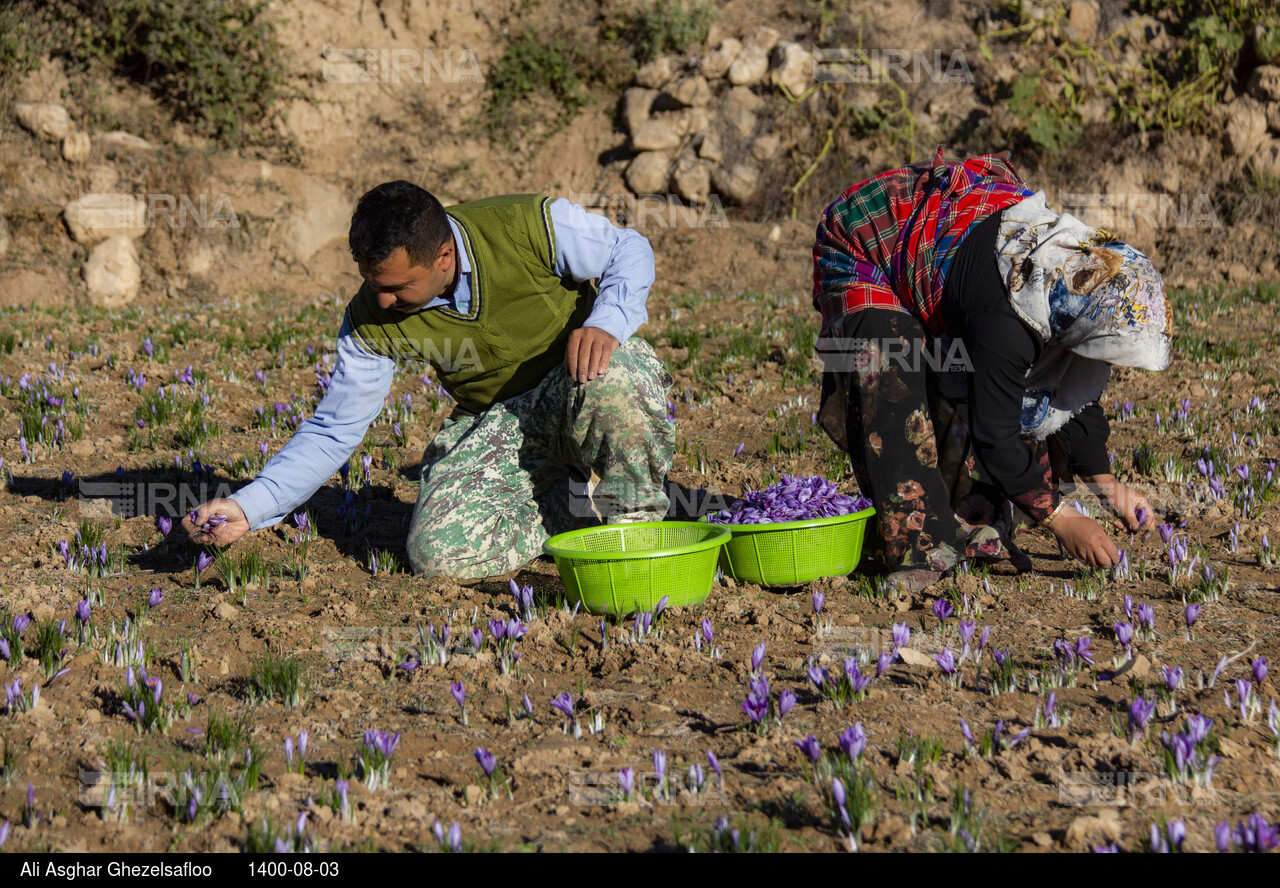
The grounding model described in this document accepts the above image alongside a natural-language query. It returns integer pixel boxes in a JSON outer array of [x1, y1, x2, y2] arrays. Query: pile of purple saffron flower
[[707, 474, 871, 525]]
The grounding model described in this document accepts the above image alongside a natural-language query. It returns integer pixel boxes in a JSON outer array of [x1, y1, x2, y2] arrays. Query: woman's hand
[[1048, 510, 1120, 569], [1080, 473, 1157, 533]]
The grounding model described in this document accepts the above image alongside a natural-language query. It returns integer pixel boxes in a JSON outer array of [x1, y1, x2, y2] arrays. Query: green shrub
[[33, 0, 286, 147], [484, 30, 587, 139], [628, 0, 716, 63]]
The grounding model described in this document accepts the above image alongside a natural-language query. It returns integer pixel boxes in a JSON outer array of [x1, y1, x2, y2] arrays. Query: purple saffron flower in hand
[[795, 735, 821, 763], [933, 598, 954, 622], [474, 748, 496, 777]]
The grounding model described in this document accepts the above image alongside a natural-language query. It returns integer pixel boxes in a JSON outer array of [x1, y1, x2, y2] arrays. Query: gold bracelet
[[1039, 499, 1069, 529]]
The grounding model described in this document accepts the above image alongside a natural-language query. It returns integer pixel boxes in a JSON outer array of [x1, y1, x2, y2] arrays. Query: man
[[183, 182, 674, 578]]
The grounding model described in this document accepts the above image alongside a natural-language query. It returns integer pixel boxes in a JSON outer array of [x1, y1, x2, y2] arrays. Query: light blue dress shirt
[[231, 198, 655, 530]]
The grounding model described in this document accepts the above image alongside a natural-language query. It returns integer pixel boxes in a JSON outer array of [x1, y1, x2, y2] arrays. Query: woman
[[812, 147, 1169, 592]]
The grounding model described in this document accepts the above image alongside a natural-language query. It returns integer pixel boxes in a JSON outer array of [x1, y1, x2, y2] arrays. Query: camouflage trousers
[[407, 338, 675, 579]]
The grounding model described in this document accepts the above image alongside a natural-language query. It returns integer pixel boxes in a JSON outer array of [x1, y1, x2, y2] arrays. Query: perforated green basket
[[713, 506, 876, 586], [542, 522, 731, 616]]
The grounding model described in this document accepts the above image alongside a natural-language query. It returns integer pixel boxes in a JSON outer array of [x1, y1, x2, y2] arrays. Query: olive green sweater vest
[[344, 194, 595, 412]]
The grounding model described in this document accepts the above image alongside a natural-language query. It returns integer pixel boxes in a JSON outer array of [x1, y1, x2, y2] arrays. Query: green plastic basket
[[713, 506, 876, 586], [542, 522, 731, 616]]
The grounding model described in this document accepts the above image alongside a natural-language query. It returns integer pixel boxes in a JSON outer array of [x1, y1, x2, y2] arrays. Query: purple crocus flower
[[707, 751, 720, 778], [777, 688, 796, 717], [157, 516, 172, 537], [1186, 714, 1213, 744], [806, 662, 825, 688], [1136, 603, 1155, 629], [935, 648, 956, 676], [838, 723, 867, 761], [13, 614, 29, 633], [978, 626, 991, 650], [1124, 594, 1133, 619], [1114, 622, 1133, 647], [891, 622, 910, 651], [76, 599, 91, 623], [147, 589, 164, 608], [750, 642, 766, 674], [795, 735, 821, 763], [1163, 665, 1183, 691], [741, 695, 769, 724], [1159, 524, 1174, 544], [1215, 821, 1232, 852], [1128, 697, 1156, 736], [812, 590, 823, 614], [1253, 657, 1268, 685], [831, 778, 846, 811], [474, 748, 496, 777], [195, 552, 214, 574], [933, 598, 954, 622], [700, 619, 713, 645], [875, 650, 893, 678], [550, 692, 574, 719], [0, 640, 10, 662], [488, 619, 506, 642], [618, 766, 635, 796], [959, 620, 976, 648], [451, 682, 465, 708], [1184, 604, 1200, 628]]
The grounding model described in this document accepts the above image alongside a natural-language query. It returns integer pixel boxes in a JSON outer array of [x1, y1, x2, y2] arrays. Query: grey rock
[[84, 236, 142, 307], [712, 162, 761, 203], [728, 45, 769, 86], [64, 194, 149, 247], [14, 103, 71, 141], [699, 38, 741, 80], [625, 151, 672, 194]]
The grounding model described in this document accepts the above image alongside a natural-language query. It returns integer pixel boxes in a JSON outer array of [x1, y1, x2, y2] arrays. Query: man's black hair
[[348, 180, 451, 268]]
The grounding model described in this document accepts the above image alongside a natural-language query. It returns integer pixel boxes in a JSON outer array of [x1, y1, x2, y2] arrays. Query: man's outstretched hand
[[182, 499, 250, 547], [565, 326, 619, 384]]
